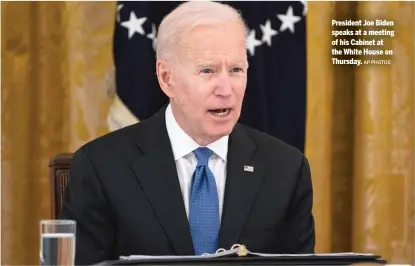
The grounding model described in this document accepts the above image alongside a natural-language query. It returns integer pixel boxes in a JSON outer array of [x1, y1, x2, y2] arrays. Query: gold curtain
[[307, 1, 414, 264], [1, 2, 115, 264], [2, 1, 414, 265]]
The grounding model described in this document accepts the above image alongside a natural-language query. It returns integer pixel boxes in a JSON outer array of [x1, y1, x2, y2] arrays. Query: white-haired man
[[61, 1, 315, 264]]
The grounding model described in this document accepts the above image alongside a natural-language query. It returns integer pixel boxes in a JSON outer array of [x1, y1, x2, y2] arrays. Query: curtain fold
[[353, 1, 414, 263], [306, 1, 414, 263], [1, 1, 414, 265], [306, 1, 335, 253], [1, 2, 114, 264]]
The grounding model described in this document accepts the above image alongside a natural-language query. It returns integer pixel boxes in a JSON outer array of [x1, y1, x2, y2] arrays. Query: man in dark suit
[[61, 1, 315, 264]]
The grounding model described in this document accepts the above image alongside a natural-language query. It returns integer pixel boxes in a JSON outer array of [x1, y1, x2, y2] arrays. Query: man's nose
[[214, 72, 233, 97]]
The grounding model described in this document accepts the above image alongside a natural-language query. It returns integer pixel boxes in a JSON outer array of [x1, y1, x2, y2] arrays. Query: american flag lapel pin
[[244, 165, 254, 172]]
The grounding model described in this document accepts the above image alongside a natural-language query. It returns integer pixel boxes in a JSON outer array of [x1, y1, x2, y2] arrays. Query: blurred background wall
[[1, 1, 414, 265]]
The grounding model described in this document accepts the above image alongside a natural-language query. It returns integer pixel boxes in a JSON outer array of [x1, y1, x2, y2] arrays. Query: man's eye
[[201, 69, 213, 74], [231, 67, 243, 73]]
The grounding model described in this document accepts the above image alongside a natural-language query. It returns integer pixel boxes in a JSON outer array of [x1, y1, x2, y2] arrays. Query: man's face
[[161, 21, 248, 144]]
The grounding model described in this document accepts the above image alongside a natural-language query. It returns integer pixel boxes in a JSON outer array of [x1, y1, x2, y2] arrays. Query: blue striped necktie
[[189, 147, 220, 255]]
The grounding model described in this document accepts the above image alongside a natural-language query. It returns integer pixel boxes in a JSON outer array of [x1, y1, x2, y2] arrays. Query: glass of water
[[40, 220, 76, 266]]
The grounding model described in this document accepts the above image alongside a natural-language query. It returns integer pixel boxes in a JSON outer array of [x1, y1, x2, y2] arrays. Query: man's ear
[[156, 59, 174, 98]]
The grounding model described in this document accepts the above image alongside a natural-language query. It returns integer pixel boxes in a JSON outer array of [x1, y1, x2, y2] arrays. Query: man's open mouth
[[208, 108, 231, 117]]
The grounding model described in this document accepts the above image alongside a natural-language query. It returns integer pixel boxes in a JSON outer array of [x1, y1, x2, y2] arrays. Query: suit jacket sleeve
[[60, 148, 115, 265], [284, 155, 315, 253]]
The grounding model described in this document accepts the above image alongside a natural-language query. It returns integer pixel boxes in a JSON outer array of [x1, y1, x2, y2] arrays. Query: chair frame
[[49, 153, 73, 219]]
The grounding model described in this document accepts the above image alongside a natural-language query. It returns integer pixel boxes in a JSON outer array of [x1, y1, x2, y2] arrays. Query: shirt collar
[[165, 103, 228, 161]]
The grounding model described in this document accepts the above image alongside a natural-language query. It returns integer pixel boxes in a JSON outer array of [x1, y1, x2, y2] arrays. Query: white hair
[[156, 1, 248, 62]]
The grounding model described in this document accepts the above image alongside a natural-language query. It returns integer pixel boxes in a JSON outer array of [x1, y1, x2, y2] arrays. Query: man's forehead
[[186, 51, 246, 67], [175, 22, 247, 64], [179, 41, 247, 62], [179, 23, 245, 48]]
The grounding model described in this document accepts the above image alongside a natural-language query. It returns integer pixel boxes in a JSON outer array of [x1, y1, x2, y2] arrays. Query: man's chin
[[207, 125, 235, 139]]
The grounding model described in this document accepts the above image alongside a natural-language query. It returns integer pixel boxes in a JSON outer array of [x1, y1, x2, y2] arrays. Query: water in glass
[[40, 220, 76, 266], [41, 233, 75, 266]]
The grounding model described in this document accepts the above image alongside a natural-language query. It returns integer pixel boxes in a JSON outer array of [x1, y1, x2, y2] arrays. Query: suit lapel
[[131, 108, 194, 255], [218, 124, 265, 250]]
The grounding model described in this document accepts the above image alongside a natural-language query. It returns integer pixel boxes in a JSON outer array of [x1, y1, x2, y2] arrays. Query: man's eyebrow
[[195, 61, 220, 68], [233, 61, 247, 66], [195, 60, 248, 67]]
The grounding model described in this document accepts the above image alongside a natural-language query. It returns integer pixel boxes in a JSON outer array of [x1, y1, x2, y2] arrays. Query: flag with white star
[[113, 1, 307, 152]]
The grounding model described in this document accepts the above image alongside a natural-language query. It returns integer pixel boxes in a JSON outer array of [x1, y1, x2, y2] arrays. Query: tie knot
[[194, 147, 213, 166]]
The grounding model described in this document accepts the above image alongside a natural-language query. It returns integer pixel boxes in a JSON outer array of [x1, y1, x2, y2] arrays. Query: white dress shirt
[[165, 104, 228, 220]]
